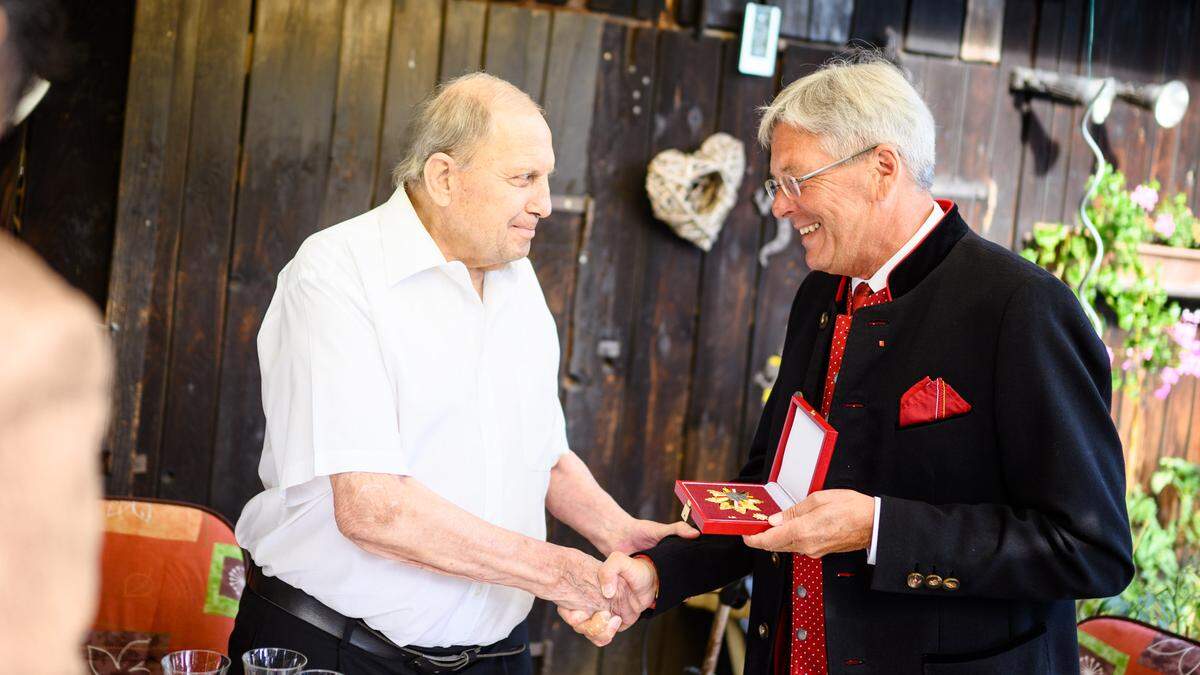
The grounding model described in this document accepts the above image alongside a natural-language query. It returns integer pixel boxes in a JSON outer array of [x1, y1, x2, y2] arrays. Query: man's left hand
[[609, 518, 699, 555], [742, 489, 874, 558]]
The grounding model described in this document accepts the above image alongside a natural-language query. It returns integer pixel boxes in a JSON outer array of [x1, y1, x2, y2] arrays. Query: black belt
[[246, 561, 526, 674]]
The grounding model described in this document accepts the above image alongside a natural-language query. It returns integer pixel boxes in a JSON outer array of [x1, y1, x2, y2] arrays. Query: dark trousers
[[228, 586, 534, 675]]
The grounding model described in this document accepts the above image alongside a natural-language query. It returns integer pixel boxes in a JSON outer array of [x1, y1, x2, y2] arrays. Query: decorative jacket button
[[819, 312, 829, 329], [796, 584, 807, 599], [758, 623, 769, 639], [771, 552, 780, 567], [906, 572, 925, 589], [925, 574, 943, 589], [942, 577, 960, 591], [796, 628, 808, 641]]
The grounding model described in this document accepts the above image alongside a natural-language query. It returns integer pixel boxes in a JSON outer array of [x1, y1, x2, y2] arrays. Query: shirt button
[[819, 312, 829, 329], [796, 628, 807, 641], [906, 572, 925, 589], [796, 584, 807, 599], [758, 623, 769, 639]]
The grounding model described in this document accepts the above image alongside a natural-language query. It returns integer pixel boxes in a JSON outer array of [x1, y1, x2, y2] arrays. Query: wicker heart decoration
[[645, 132, 746, 251]]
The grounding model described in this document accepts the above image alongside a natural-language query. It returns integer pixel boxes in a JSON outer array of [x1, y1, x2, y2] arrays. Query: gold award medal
[[705, 487, 764, 515]]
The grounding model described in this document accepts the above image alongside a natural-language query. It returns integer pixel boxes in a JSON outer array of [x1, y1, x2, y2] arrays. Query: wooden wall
[[6, 0, 1200, 671]]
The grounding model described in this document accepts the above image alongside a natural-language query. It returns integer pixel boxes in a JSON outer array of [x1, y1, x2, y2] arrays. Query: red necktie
[[788, 281, 888, 675]]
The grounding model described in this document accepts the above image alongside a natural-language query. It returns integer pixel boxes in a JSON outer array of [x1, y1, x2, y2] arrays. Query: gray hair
[[393, 72, 541, 189], [757, 52, 936, 191]]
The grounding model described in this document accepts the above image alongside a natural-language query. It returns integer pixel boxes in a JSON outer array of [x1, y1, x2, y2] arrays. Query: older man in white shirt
[[230, 73, 696, 675]]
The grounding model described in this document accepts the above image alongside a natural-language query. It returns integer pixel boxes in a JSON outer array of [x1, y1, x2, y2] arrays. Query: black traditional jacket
[[642, 205, 1134, 674]]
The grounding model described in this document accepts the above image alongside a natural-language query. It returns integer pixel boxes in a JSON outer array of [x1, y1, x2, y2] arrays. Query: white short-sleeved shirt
[[235, 188, 570, 648]]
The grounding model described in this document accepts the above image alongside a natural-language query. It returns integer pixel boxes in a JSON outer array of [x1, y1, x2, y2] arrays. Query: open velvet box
[[674, 392, 837, 535]]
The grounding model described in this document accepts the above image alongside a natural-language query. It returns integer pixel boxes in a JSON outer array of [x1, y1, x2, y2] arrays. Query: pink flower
[[1154, 383, 1172, 399], [1131, 184, 1159, 211], [1154, 213, 1176, 238]]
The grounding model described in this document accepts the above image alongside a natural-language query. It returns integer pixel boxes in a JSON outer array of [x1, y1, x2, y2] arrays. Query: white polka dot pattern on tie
[[789, 282, 888, 675]]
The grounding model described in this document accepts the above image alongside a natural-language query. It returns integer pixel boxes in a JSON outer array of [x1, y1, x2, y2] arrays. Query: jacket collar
[[828, 199, 967, 306], [884, 199, 967, 300]]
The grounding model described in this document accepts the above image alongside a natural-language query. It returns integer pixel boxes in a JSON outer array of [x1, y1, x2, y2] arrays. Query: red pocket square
[[899, 376, 972, 428]]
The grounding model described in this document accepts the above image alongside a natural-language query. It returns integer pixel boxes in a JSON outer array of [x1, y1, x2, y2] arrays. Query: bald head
[[393, 72, 543, 189]]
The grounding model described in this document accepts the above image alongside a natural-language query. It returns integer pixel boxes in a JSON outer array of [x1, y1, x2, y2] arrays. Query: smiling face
[[769, 124, 891, 277], [440, 106, 555, 269]]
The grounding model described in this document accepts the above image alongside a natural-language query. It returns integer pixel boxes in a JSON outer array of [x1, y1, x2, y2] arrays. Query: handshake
[[542, 516, 699, 647], [551, 550, 661, 647]]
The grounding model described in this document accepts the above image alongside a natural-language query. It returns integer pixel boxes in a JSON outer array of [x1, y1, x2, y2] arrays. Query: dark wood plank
[[980, 0, 1036, 249], [155, 0, 253, 504], [544, 22, 658, 675], [1186, 379, 1200, 467], [209, 0, 344, 520], [1135, 387, 1170, 488], [523, 8, 596, 374], [530, 211, 583, 384], [960, 0, 1004, 63], [601, 29, 724, 675], [913, 55, 970, 189], [694, 0, 744, 31], [1170, 1, 1200, 213], [635, 0, 663, 21], [483, 3, 551, 101], [952, 61, 1000, 231], [848, 0, 906, 48], [1145, 1, 1194, 193], [320, 0, 392, 228], [371, 0, 443, 206], [739, 44, 835, 452], [103, 0, 198, 496], [587, 0, 636, 17], [774, 0, 813, 39], [1158, 376, 1196, 464], [0, 128, 23, 237], [1011, 0, 1079, 245], [905, 0, 967, 58], [543, 11, 604, 196], [683, 42, 774, 485], [440, 0, 487, 81], [18, 0, 134, 308], [1089, 0, 1163, 184], [808, 0, 853, 44], [132, 0, 209, 498]]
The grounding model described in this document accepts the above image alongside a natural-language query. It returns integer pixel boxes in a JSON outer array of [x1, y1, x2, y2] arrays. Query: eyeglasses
[[764, 145, 878, 200]]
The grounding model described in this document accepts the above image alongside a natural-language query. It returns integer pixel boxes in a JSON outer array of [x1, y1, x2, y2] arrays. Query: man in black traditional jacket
[[561, 53, 1134, 674]]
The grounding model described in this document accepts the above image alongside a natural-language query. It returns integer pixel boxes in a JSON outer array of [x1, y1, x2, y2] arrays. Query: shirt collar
[[853, 200, 945, 293], [379, 187, 449, 287]]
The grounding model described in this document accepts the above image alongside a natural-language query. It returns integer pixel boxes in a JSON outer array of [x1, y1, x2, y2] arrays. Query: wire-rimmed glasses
[[764, 144, 878, 201]]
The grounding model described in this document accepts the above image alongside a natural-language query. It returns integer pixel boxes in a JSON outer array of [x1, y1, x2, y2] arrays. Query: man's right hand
[[556, 551, 659, 646]]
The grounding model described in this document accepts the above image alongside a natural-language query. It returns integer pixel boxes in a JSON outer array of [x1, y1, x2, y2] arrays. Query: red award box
[[674, 392, 837, 535]]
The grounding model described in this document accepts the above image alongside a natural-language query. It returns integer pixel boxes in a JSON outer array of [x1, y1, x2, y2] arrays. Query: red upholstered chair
[[1078, 615, 1200, 674], [84, 498, 246, 674]]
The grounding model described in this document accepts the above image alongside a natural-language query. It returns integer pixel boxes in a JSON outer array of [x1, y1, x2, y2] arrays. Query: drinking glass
[[241, 648, 308, 674], [297, 671, 344, 675], [161, 650, 231, 675]]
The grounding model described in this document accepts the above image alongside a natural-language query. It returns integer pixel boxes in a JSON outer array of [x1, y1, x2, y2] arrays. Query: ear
[[422, 152, 456, 207], [870, 144, 903, 200]]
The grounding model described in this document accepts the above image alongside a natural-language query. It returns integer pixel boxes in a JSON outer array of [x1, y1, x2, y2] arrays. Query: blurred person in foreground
[[0, 0, 112, 673]]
